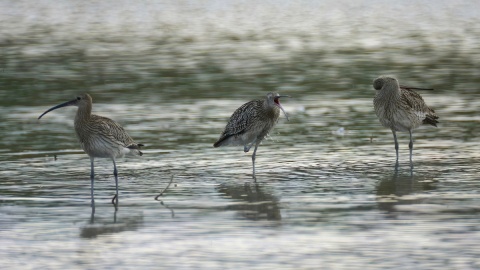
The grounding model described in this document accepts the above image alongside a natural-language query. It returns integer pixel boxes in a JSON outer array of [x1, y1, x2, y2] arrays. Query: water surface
[[1, 0, 480, 269]]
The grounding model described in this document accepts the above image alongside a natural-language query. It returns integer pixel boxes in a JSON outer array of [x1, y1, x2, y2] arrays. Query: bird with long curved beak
[[38, 93, 144, 212], [214, 92, 290, 179], [373, 76, 438, 168]]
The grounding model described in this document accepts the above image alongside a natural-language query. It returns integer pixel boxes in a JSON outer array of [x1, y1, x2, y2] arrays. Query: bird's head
[[373, 76, 399, 91], [266, 92, 290, 121], [38, 93, 92, 119]]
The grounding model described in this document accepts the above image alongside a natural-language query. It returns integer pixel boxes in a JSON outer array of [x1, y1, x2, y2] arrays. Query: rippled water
[[1, 0, 480, 269]]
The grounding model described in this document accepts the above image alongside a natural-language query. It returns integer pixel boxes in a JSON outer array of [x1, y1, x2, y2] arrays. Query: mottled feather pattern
[[218, 100, 261, 139], [213, 92, 287, 177], [75, 114, 143, 158], [214, 98, 280, 147], [423, 114, 439, 126], [400, 87, 438, 127], [373, 76, 439, 132]]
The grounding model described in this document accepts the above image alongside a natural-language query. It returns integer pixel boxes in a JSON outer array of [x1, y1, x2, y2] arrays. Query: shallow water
[[1, 0, 480, 269]]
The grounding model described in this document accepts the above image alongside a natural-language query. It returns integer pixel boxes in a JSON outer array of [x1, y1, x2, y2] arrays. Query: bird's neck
[[74, 105, 92, 143], [75, 104, 92, 124], [262, 100, 279, 119], [379, 85, 401, 102]]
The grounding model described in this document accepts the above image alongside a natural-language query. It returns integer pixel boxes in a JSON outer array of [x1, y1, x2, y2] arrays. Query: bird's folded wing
[[221, 100, 257, 138], [91, 115, 136, 148]]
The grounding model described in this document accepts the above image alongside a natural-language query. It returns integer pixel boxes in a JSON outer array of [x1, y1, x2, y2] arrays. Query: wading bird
[[214, 92, 289, 179], [38, 93, 143, 211], [373, 76, 439, 167]]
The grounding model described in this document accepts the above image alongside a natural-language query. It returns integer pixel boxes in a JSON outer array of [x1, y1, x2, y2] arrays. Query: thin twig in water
[[160, 200, 175, 218], [155, 174, 174, 200], [155, 175, 175, 218]]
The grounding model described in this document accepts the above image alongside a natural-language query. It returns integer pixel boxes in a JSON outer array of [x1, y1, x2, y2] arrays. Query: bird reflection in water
[[217, 182, 281, 222], [80, 208, 144, 239], [376, 167, 438, 214]]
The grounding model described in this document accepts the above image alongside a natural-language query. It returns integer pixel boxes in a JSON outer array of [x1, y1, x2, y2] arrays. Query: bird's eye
[[76, 96, 81, 100], [373, 80, 382, 90]]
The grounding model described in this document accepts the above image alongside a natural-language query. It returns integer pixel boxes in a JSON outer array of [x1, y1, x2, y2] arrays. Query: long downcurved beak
[[274, 95, 290, 121], [38, 99, 78, 119]]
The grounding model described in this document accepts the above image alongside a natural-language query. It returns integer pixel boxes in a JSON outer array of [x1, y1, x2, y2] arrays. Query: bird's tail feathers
[[423, 114, 439, 127], [127, 143, 144, 156], [214, 135, 244, 148], [213, 137, 227, 147]]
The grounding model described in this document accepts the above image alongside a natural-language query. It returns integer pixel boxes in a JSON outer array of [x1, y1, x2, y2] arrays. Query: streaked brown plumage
[[373, 76, 439, 165], [38, 93, 143, 211], [214, 92, 289, 179]]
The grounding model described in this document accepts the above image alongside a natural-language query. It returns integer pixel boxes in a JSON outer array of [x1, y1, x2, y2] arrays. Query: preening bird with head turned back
[[373, 75, 439, 167], [38, 93, 144, 212], [214, 92, 289, 179]]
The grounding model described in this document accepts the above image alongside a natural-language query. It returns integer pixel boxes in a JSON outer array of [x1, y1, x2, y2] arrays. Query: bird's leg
[[251, 141, 260, 181], [393, 166, 399, 180], [90, 208, 95, 224], [90, 157, 95, 213], [244, 139, 257, 153], [111, 159, 119, 208], [409, 130, 414, 169], [392, 130, 399, 163]]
